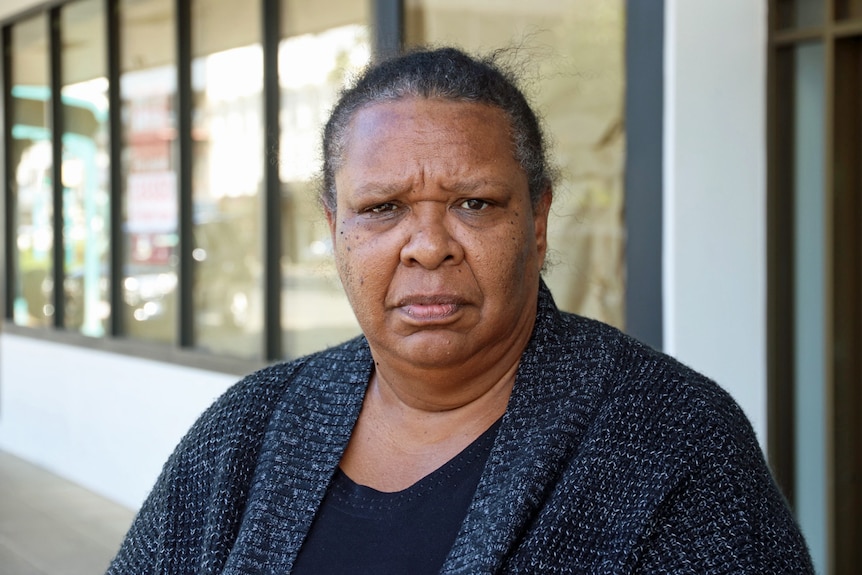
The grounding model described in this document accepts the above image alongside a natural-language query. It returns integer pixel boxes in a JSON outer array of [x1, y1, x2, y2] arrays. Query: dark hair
[[319, 47, 555, 212]]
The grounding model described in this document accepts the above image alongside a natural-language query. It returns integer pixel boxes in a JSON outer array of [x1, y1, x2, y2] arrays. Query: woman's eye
[[369, 203, 398, 214], [460, 198, 489, 211]]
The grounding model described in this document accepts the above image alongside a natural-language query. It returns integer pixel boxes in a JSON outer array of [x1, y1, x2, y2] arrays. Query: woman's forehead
[[341, 98, 516, 163]]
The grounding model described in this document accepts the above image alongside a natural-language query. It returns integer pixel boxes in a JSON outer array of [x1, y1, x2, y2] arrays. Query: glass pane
[[191, 0, 264, 358], [279, 0, 369, 357], [776, 0, 825, 29], [405, 0, 626, 329], [791, 41, 827, 575], [10, 15, 53, 328], [61, 0, 111, 337], [120, 0, 178, 343], [836, 0, 862, 20]]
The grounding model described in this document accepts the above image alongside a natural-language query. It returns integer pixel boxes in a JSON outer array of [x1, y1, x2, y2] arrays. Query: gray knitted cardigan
[[107, 283, 813, 574]]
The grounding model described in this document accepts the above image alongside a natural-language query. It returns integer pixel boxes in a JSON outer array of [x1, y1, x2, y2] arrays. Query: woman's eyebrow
[[443, 178, 514, 194], [351, 181, 413, 198], [349, 177, 514, 198]]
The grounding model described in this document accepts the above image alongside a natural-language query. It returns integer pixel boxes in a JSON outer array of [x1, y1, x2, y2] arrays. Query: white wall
[[663, 0, 768, 443], [0, 334, 235, 509]]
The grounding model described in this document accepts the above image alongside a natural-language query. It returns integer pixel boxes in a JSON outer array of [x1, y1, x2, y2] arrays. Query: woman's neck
[[338, 360, 518, 492]]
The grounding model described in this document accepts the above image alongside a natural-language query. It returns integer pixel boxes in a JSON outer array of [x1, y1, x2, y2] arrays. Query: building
[[0, 1, 858, 573]]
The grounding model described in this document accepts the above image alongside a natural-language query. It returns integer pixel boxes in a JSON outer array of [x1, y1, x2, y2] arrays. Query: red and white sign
[[126, 171, 177, 234]]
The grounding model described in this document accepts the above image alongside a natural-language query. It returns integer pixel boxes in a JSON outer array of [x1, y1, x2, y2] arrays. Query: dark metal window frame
[[49, 7, 64, 329], [1, 25, 12, 326], [1, 0, 662, 378], [624, 0, 664, 350]]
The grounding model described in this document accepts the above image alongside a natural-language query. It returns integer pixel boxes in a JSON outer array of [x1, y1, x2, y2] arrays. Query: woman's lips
[[396, 295, 466, 321], [403, 302, 459, 320]]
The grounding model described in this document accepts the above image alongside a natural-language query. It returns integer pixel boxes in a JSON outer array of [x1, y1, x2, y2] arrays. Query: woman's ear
[[533, 187, 552, 266], [325, 205, 337, 243]]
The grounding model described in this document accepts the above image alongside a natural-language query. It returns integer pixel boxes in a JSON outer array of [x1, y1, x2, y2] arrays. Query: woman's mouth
[[396, 295, 467, 322], [403, 302, 460, 320]]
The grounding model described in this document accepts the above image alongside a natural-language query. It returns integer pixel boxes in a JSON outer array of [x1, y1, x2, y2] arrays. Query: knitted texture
[[107, 283, 814, 574]]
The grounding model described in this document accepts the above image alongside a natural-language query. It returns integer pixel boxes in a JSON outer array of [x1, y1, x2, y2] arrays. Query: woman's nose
[[399, 205, 465, 269]]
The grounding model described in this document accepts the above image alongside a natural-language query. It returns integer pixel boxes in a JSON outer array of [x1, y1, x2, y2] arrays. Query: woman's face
[[328, 97, 550, 375]]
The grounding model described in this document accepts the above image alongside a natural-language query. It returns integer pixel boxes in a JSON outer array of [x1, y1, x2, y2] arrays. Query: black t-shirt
[[292, 419, 501, 574]]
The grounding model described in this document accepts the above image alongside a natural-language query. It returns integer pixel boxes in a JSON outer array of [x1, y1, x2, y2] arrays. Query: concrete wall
[[0, 334, 235, 509], [663, 0, 768, 443]]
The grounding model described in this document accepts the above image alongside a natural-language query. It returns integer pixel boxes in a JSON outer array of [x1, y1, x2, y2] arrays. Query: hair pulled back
[[320, 47, 554, 212]]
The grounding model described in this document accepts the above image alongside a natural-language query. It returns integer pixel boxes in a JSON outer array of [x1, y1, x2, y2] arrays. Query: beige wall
[[0, 0, 42, 22]]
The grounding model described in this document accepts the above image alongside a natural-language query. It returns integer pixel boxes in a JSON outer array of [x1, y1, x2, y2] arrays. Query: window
[[120, 0, 178, 344], [3, 1, 634, 371], [2, 0, 370, 363], [278, 0, 368, 357], [190, 0, 264, 358], [769, 1, 862, 572], [61, 0, 110, 336], [9, 14, 53, 328]]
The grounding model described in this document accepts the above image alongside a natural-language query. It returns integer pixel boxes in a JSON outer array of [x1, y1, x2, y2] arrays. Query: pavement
[[0, 451, 135, 575]]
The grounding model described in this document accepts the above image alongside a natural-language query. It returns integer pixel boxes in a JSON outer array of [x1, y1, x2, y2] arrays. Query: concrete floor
[[0, 451, 135, 575]]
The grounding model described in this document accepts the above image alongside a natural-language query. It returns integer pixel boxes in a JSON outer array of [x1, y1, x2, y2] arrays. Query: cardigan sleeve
[[630, 410, 814, 574], [105, 362, 302, 575]]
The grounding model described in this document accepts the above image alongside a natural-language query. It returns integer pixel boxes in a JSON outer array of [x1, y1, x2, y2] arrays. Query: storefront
[[0, 1, 855, 573]]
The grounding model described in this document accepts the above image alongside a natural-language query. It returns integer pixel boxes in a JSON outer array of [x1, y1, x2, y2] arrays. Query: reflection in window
[[790, 41, 828, 575], [406, 0, 627, 329], [120, 0, 178, 343], [10, 14, 53, 328], [279, 0, 369, 357], [61, 0, 111, 336], [191, 0, 264, 358]]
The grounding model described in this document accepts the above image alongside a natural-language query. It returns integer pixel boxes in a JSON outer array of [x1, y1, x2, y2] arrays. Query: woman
[[107, 47, 813, 574]]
